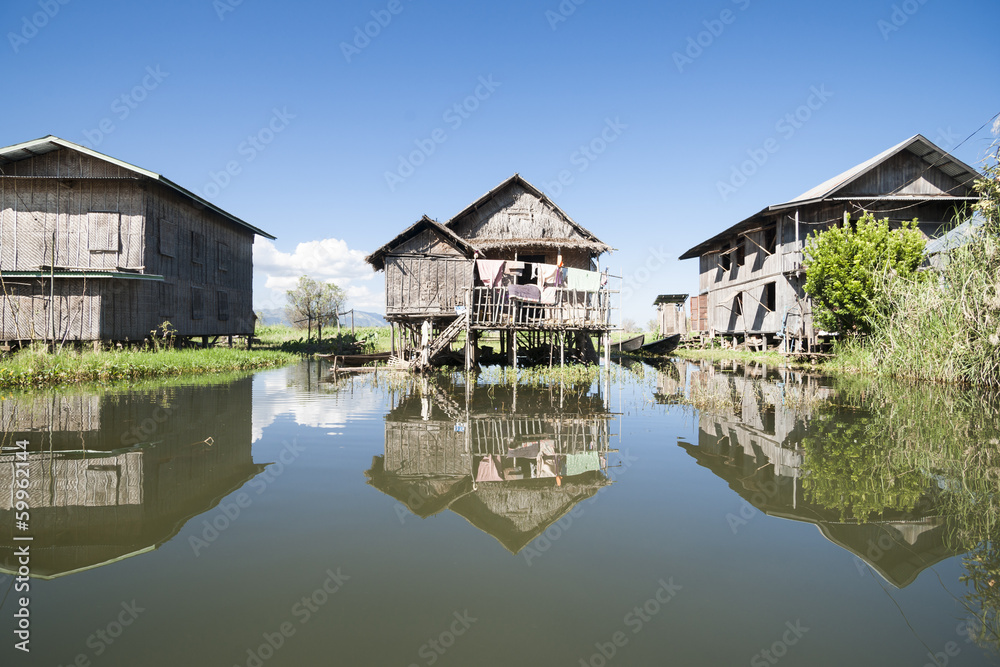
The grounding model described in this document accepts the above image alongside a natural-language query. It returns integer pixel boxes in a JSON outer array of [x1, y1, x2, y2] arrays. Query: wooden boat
[[611, 334, 644, 353], [317, 351, 392, 367], [640, 334, 681, 356]]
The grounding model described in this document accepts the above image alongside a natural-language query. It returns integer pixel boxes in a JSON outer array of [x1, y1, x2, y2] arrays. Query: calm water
[[2, 359, 998, 666]]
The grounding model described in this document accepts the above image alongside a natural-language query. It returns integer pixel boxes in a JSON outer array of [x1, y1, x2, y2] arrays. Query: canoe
[[640, 334, 681, 356], [319, 352, 392, 367], [611, 334, 644, 353]]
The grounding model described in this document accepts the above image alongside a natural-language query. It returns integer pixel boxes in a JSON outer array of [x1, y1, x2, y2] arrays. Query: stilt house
[[365, 174, 618, 367], [0, 136, 274, 346], [679, 135, 981, 350]]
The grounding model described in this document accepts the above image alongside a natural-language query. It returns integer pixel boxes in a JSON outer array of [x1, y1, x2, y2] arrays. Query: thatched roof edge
[[365, 215, 479, 271]]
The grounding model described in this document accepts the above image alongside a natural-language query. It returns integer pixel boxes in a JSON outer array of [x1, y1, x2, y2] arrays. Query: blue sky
[[2, 0, 998, 323]]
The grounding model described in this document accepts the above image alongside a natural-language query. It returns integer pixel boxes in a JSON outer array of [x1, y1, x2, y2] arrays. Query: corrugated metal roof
[[0, 136, 275, 240], [784, 133, 980, 205]]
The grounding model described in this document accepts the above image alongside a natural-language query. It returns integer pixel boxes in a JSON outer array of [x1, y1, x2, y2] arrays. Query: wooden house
[[0, 136, 275, 346], [679, 135, 981, 350], [365, 174, 617, 368]]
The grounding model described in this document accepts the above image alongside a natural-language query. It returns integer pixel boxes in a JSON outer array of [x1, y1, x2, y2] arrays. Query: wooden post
[[560, 331, 565, 369], [49, 232, 55, 347]]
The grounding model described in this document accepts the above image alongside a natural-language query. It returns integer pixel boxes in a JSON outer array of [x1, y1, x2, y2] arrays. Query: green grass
[[0, 344, 297, 389], [255, 324, 393, 354]]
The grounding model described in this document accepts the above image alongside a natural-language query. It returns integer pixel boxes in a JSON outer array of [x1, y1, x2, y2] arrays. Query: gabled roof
[[679, 134, 982, 260], [364, 215, 478, 271], [0, 136, 275, 239], [444, 173, 613, 254], [786, 134, 981, 206]]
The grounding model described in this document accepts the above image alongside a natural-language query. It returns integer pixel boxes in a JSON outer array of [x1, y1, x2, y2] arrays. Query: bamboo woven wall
[[143, 183, 256, 336], [0, 152, 145, 271], [449, 181, 605, 258], [0, 147, 259, 340]]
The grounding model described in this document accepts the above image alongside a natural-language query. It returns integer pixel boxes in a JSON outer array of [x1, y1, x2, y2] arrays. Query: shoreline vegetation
[[0, 344, 297, 389]]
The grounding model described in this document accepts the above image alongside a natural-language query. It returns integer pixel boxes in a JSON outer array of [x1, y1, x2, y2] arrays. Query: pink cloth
[[476, 456, 504, 482], [476, 260, 506, 287]]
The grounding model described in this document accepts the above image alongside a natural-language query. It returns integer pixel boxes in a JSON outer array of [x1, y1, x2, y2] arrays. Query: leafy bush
[[802, 213, 926, 335]]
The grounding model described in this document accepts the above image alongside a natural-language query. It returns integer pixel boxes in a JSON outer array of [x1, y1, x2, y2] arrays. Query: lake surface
[[2, 359, 999, 666]]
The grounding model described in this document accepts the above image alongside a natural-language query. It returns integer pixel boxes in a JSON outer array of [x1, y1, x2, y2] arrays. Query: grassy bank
[[255, 324, 393, 354], [0, 344, 297, 389]]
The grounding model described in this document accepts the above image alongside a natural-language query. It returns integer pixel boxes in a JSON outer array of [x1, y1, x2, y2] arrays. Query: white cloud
[[253, 237, 383, 311]]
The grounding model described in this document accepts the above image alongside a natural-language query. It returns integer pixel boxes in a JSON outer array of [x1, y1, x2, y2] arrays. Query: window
[[217, 241, 230, 272], [217, 291, 229, 321], [732, 292, 743, 317], [158, 282, 176, 317], [762, 282, 776, 312], [764, 226, 777, 254], [88, 211, 120, 252], [191, 287, 204, 320], [735, 242, 746, 267], [159, 220, 176, 257], [191, 231, 205, 265], [719, 244, 732, 271]]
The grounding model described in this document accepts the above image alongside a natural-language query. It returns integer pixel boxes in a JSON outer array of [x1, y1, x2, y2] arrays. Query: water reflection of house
[[0, 379, 262, 578], [676, 363, 956, 588], [366, 382, 614, 553]]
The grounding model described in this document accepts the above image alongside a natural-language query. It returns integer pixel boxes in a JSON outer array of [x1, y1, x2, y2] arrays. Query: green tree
[[802, 213, 926, 335], [285, 276, 346, 342]]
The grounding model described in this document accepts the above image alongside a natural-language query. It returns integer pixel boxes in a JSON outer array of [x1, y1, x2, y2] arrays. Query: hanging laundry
[[507, 284, 541, 302], [540, 286, 559, 305], [536, 263, 563, 287], [563, 267, 601, 292], [475, 259, 506, 287]]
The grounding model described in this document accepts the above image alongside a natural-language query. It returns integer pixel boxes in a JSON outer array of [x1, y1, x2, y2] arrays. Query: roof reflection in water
[[366, 378, 616, 553], [0, 378, 263, 578], [670, 360, 958, 589]]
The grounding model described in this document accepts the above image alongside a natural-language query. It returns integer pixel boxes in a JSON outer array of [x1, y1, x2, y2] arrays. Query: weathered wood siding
[[697, 199, 958, 336], [386, 255, 473, 318], [144, 183, 255, 336]]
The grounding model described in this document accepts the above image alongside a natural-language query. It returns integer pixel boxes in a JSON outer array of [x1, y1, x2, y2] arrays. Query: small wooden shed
[[654, 294, 688, 336], [0, 136, 274, 346]]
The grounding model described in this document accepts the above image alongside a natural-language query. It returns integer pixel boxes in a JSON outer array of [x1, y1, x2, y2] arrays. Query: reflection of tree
[[799, 403, 935, 522], [802, 377, 1000, 653]]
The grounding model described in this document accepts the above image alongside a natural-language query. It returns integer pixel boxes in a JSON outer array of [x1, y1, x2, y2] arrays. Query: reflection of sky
[[250, 367, 386, 441]]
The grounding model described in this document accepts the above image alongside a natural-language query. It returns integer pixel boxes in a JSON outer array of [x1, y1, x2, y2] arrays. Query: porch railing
[[468, 285, 617, 329]]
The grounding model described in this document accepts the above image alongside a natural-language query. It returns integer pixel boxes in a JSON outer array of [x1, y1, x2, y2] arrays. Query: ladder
[[417, 312, 469, 369]]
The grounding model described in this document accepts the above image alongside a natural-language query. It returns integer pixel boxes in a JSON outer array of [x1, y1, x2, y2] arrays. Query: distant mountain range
[[257, 308, 388, 328]]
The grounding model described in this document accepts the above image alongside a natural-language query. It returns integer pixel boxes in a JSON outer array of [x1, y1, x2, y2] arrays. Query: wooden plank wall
[[696, 197, 961, 336], [386, 255, 473, 318]]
